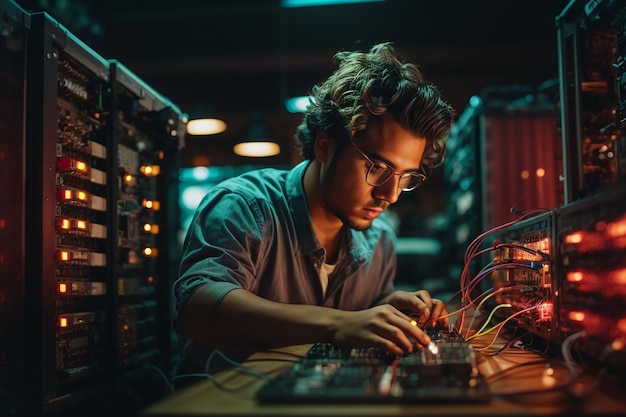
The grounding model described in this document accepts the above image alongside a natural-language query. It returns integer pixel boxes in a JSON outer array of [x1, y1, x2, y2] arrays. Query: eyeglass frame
[[350, 141, 427, 192]]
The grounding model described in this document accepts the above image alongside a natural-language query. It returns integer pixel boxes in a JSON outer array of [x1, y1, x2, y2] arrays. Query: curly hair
[[294, 42, 455, 168]]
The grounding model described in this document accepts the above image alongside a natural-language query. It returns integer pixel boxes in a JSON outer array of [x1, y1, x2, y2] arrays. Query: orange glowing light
[[567, 271, 584, 282], [76, 220, 87, 230], [146, 276, 155, 284], [124, 174, 134, 184], [76, 191, 87, 201], [58, 251, 70, 261], [609, 268, 626, 284], [63, 189, 72, 200], [606, 218, 626, 238], [59, 317, 68, 328], [60, 218, 71, 230], [75, 161, 87, 172], [564, 231, 585, 244], [142, 199, 160, 211], [568, 311, 586, 322], [58, 283, 67, 293], [143, 223, 159, 234], [143, 247, 158, 257], [140, 165, 160, 176]]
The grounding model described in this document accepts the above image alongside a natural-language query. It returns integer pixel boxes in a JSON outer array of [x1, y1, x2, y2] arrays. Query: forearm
[[180, 285, 345, 350]]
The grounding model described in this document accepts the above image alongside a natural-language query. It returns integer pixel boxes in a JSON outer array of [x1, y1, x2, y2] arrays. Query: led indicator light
[[75, 161, 87, 172]]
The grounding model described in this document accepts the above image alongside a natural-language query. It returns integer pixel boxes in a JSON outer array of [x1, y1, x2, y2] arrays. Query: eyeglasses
[[351, 143, 427, 192]]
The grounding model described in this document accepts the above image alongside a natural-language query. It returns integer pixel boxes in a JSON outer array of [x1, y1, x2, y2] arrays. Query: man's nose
[[372, 176, 401, 204]]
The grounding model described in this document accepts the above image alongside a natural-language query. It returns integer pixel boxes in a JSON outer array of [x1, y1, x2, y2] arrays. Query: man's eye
[[369, 164, 388, 175]]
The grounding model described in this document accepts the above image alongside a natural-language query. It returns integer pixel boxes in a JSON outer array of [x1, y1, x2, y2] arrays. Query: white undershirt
[[319, 261, 336, 297]]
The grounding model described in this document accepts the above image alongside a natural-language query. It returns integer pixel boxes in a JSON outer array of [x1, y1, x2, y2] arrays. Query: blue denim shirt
[[173, 160, 398, 372]]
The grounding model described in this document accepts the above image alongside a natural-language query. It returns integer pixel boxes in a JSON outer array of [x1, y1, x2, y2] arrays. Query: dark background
[[18, 0, 570, 167]]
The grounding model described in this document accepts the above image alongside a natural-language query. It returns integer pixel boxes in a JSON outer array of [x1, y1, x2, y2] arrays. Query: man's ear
[[314, 131, 335, 163]]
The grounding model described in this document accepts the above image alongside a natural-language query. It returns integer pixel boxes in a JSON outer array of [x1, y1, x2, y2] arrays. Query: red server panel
[[557, 184, 626, 371]]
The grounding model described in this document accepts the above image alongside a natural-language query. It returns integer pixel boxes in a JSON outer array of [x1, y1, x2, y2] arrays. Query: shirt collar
[[285, 160, 321, 256], [285, 160, 373, 264]]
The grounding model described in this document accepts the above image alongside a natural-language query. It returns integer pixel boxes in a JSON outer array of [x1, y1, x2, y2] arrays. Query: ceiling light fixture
[[186, 118, 227, 135], [234, 113, 280, 157], [233, 142, 281, 157]]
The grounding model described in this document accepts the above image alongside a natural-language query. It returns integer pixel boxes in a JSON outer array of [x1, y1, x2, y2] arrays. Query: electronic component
[[557, 184, 626, 369], [257, 326, 489, 404], [557, 0, 626, 202], [483, 210, 557, 341]]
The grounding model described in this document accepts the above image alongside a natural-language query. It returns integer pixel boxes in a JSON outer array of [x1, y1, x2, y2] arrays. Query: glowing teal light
[[284, 96, 311, 113], [191, 166, 210, 181], [281, 0, 384, 7], [469, 95, 482, 107], [181, 186, 209, 210]]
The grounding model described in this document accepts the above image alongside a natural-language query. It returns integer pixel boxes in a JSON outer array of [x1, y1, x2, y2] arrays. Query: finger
[[387, 305, 432, 348], [431, 300, 449, 322], [424, 300, 448, 328], [378, 312, 429, 352], [376, 337, 406, 356], [414, 291, 433, 317], [401, 317, 432, 347]]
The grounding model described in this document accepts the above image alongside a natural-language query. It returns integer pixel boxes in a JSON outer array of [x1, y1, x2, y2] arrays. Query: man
[[173, 42, 456, 373]]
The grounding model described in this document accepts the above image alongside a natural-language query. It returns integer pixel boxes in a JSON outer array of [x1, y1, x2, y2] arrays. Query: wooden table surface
[[139, 338, 626, 416]]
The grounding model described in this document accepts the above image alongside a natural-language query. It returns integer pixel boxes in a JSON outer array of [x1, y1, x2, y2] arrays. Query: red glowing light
[[568, 311, 586, 322], [567, 271, 584, 282], [609, 268, 626, 285], [564, 231, 585, 244], [606, 217, 626, 238]]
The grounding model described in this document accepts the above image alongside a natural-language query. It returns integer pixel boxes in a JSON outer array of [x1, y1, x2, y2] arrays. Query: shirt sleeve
[[172, 187, 267, 334]]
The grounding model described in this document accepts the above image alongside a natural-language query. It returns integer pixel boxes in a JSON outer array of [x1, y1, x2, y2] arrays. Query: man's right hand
[[331, 304, 433, 356]]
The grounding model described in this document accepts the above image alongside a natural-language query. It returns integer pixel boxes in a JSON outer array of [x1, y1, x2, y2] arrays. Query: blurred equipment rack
[[557, 0, 626, 202], [0, 1, 186, 415]]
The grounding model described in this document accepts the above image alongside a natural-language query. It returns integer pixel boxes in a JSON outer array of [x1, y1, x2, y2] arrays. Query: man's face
[[320, 117, 426, 231]]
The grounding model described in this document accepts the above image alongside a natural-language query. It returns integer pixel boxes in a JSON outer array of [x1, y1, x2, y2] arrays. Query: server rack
[[108, 60, 184, 410], [556, 184, 626, 371], [557, 0, 626, 203], [444, 85, 563, 282], [0, 3, 185, 415], [472, 0, 626, 371]]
